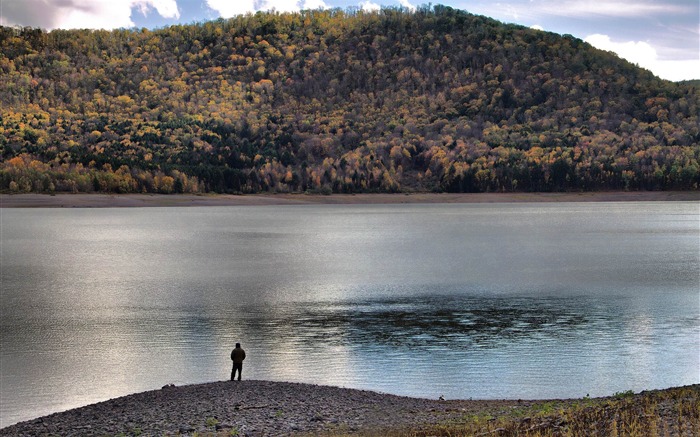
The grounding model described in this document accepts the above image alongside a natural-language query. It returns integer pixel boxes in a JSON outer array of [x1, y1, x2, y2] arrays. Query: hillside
[[679, 79, 700, 89], [1, 5, 698, 194]]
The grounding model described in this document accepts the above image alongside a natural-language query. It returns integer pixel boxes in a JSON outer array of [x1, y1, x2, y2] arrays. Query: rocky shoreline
[[3, 381, 698, 437], [0, 380, 548, 436]]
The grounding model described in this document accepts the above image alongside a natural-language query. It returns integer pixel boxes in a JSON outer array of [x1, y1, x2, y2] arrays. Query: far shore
[[1, 191, 698, 208]]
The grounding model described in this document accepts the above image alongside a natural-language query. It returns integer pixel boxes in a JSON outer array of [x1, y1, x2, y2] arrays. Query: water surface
[[1, 202, 698, 427]]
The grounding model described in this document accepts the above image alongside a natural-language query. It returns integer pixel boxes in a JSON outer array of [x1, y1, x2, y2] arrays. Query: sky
[[0, 1, 698, 81]]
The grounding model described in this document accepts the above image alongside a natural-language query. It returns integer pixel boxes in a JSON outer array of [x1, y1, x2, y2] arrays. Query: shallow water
[[1, 202, 698, 427]]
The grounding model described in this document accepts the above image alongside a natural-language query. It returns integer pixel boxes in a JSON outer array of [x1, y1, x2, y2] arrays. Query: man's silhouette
[[230, 343, 246, 381]]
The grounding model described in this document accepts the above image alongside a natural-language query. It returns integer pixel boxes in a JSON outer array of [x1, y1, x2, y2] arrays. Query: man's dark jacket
[[231, 347, 246, 363]]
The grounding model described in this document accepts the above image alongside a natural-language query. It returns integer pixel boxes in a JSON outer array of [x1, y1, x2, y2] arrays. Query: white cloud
[[359, 1, 381, 12], [397, 0, 416, 11], [537, 1, 689, 19], [651, 59, 700, 82], [205, 0, 328, 18], [135, 0, 180, 19], [585, 34, 657, 67], [585, 34, 700, 81], [530, 24, 544, 31], [66, 0, 180, 29], [0, 0, 179, 30], [467, 1, 696, 34], [205, 0, 255, 17], [303, 0, 329, 9]]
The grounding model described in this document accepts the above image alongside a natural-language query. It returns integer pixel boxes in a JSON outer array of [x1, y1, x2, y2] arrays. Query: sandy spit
[[1, 191, 699, 208]]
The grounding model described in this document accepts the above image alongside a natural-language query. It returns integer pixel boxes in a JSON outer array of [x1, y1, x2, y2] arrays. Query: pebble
[[0, 380, 526, 436]]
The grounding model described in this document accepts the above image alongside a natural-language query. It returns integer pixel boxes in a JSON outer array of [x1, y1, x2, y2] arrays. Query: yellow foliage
[[6, 156, 26, 168], [115, 95, 134, 105]]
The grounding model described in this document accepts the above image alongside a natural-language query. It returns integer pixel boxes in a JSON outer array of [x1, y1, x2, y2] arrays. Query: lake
[[1, 201, 698, 427]]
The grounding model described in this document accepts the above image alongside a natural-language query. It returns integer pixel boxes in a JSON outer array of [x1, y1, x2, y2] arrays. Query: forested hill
[[1, 6, 698, 194]]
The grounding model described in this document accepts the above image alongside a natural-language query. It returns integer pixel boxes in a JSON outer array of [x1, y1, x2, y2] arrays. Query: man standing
[[230, 343, 246, 381]]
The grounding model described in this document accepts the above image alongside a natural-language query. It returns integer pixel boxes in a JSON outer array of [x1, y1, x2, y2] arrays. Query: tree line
[[1, 5, 698, 194]]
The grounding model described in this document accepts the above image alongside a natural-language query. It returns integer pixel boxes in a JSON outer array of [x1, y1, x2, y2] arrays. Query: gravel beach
[[2, 381, 698, 436], [0, 380, 530, 436]]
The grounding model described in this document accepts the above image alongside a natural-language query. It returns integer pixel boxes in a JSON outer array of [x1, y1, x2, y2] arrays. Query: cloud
[[530, 24, 544, 31], [357, 0, 413, 12], [651, 59, 700, 82], [534, 0, 689, 19], [205, 0, 329, 18], [303, 0, 329, 9], [585, 34, 700, 81], [0, 0, 180, 30], [585, 34, 657, 67], [359, 1, 381, 12], [467, 0, 696, 31], [397, 0, 416, 11], [205, 0, 254, 17]]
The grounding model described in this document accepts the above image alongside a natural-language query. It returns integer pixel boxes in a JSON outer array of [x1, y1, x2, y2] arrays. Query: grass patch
[[324, 385, 699, 437]]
